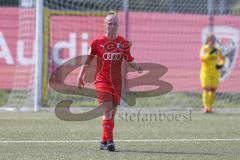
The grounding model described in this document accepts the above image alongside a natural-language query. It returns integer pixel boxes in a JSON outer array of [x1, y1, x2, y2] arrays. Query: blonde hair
[[104, 10, 118, 23], [107, 10, 117, 16]]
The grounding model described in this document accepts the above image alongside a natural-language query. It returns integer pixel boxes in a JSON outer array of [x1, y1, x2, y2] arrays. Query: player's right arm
[[200, 45, 217, 62], [77, 42, 96, 89], [77, 55, 94, 89]]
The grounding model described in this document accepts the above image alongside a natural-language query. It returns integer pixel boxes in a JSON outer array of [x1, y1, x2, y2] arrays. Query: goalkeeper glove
[[216, 64, 224, 70], [210, 48, 217, 54]]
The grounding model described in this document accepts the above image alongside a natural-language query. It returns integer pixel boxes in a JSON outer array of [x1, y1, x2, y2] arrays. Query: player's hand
[[210, 48, 217, 54], [216, 64, 223, 70], [77, 78, 85, 89]]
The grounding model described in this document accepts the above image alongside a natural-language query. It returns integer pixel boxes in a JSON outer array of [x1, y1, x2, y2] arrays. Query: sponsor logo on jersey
[[103, 52, 122, 61]]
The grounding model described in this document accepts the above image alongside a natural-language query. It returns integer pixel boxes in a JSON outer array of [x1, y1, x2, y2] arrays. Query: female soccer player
[[77, 11, 142, 151], [200, 34, 225, 113]]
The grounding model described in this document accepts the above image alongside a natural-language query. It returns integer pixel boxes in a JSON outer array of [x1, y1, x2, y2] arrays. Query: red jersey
[[89, 35, 134, 83]]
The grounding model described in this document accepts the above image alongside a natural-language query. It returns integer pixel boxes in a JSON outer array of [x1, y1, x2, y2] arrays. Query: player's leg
[[101, 87, 121, 151], [103, 105, 118, 152], [202, 88, 212, 112], [97, 82, 121, 151], [200, 72, 212, 112], [208, 75, 219, 109], [95, 82, 115, 151], [112, 105, 117, 127], [111, 82, 122, 127], [209, 88, 216, 108], [101, 101, 116, 151], [101, 96, 121, 152]]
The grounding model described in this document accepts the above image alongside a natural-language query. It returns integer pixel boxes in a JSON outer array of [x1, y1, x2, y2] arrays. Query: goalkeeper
[[77, 11, 142, 152], [200, 34, 225, 113]]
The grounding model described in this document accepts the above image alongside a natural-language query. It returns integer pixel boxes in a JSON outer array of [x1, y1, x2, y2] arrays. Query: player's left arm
[[121, 39, 142, 73], [216, 49, 225, 70], [123, 49, 142, 73]]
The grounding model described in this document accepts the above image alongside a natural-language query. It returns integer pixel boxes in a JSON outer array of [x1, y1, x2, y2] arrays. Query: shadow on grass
[[115, 149, 217, 156]]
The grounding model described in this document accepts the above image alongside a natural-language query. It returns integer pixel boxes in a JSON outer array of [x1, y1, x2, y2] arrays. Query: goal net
[[1, 0, 240, 111]]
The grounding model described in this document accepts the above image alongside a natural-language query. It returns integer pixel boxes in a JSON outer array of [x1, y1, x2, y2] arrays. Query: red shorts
[[95, 82, 122, 105]]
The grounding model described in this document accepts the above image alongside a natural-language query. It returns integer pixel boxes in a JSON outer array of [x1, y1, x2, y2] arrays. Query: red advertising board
[[0, 8, 240, 92]]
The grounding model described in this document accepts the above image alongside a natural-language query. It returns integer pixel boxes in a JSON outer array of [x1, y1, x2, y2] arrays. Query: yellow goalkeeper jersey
[[200, 44, 225, 75]]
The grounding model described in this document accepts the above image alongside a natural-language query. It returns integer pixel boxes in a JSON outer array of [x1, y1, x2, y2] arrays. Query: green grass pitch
[[0, 111, 240, 160]]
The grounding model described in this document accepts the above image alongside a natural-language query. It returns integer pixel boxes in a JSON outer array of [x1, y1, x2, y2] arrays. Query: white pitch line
[[1, 117, 240, 120], [1, 139, 240, 143]]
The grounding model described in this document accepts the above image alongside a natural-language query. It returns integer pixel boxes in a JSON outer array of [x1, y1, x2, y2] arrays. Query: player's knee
[[103, 112, 113, 120], [203, 87, 211, 91], [210, 88, 217, 92], [100, 102, 114, 117]]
